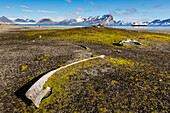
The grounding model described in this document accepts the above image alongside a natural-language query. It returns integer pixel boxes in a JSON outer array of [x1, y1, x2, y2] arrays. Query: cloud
[[8, 16, 29, 20], [53, 16, 67, 21], [141, 12, 148, 16], [36, 10, 58, 13], [75, 7, 85, 12], [128, 17, 142, 21], [73, 12, 83, 15], [115, 8, 123, 11], [6, 6, 11, 8], [65, 0, 71, 3], [22, 9, 34, 12], [89, 1, 102, 9], [127, 17, 151, 22], [153, 5, 161, 8], [22, 9, 58, 13], [95, 6, 103, 9], [90, 1, 95, 5], [126, 8, 136, 12], [142, 11, 148, 14], [110, 8, 137, 17], [110, 10, 128, 16], [67, 12, 84, 17], [20, 5, 29, 8], [75, 7, 91, 13], [142, 14, 147, 17]]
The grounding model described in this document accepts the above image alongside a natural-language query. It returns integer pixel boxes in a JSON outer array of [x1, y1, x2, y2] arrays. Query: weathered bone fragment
[[25, 55, 105, 108], [118, 39, 140, 46], [33, 87, 51, 108]]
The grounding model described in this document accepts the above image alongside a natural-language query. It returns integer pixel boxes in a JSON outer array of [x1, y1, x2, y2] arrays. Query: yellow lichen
[[109, 57, 138, 67], [20, 65, 28, 71]]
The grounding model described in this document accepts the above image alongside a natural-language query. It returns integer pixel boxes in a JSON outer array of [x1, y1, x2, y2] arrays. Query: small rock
[[134, 42, 141, 45], [159, 79, 162, 82], [117, 50, 122, 53]]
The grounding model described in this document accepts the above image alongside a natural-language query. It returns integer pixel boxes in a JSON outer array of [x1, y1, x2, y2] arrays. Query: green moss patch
[[16, 27, 170, 48], [22, 56, 169, 112]]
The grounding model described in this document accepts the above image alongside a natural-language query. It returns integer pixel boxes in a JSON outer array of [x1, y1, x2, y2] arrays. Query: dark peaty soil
[[0, 29, 169, 112]]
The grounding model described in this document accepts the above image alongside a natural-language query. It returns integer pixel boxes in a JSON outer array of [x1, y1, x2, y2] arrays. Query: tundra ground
[[0, 26, 169, 112]]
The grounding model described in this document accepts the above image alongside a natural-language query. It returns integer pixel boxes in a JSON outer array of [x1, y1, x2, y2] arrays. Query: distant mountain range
[[0, 16, 14, 23], [0, 16, 36, 24], [149, 19, 170, 25], [57, 14, 115, 25], [0, 15, 170, 25], [36, 18, 56, 24], [14, 18, 36, 23]]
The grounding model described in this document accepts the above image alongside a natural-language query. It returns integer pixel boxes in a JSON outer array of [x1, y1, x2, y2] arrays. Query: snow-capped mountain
[[0, 16, 14, 23], [58, 16, 88, 25], [149, 19, 170, 25], [115, 20, 132, 25], [76, 16, 87, 22], [28, 19, 36, 23], [58, 18, 77, 25], [58, 14, 115, 25], [1, 15, 170, 25], [38, 15, 170, 25], [115, 18, 170, 26], [14, 18, 36, 24], [149, 19, 161, 25], [15, 19, 27, 22]]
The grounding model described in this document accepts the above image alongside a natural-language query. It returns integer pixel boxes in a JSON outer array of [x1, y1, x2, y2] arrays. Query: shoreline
[[0, 25, 170, 34], [0, 25, 74, 33], [125, 28, 170, 34]]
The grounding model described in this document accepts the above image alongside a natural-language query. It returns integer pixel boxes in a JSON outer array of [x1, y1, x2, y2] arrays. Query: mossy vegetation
[[109, 57, 138, 67], [22, 56, 169, 112], [9, 26, 169, 112], [16, 27, 170, 48], [34, 54, 51, 62]]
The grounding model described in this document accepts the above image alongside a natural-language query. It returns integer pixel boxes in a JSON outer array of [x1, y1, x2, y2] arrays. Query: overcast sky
[[1, 0, 170, 22]]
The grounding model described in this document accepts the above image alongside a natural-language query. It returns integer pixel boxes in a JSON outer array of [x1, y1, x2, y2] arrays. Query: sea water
[[15, 24, 170, 29]]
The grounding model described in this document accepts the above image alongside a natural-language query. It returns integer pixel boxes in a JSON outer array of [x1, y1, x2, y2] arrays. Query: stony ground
[[0, 27, 169, 112], [127, 28, 170, 34]]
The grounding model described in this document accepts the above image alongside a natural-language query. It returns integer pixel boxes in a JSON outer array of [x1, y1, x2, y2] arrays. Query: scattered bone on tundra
[[25, 55, 105, 108], [119, 39, 141, 46]]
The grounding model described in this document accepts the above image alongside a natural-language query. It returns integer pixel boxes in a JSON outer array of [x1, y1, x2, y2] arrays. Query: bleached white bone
[[33, 86, 51, 108], [119, 39, 139, 44], [25, 55, 105, 108]]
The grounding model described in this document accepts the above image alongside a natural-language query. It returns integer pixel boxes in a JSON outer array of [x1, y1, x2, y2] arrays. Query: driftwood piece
[[25, 55, 105, 108]]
